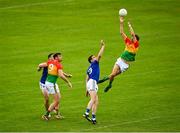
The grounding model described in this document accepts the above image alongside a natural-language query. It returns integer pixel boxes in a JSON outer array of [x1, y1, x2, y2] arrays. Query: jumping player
[[83, 40, 105, 124], [98, 16, 140, 92]]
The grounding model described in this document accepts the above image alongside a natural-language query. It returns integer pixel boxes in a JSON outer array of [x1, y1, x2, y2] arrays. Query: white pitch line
[[82, 115, 180, 131], [0, 1, 60, 10], [0, 0, 76, 10]]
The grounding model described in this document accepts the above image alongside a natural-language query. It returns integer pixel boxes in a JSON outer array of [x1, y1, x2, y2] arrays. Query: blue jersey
[[87, 60, 100, 82], [40, 67, 48, 84]]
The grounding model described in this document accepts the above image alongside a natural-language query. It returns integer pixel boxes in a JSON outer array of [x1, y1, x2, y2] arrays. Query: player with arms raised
[[83, 40, 105, 124], [98, 16, 140, 92]]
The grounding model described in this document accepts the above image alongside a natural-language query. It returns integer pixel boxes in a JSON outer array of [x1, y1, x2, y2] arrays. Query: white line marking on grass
[[0, 0, 74, 10], [82, 115, 180, 131], [0, 1, 59, 10]]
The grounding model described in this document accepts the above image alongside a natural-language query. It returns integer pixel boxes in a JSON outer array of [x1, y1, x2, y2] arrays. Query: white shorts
[[45, 81, 60, 94], [86, 79, 98, 92], [115, 58, 129, 73], [39, 82, 47, 90]]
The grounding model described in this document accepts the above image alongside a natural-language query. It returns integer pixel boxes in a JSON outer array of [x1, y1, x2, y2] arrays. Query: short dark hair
[[88, 55, 93, 63], [53, 53, 61, 59], [48, 53, 54, 59], [135, 34, 140, 41]]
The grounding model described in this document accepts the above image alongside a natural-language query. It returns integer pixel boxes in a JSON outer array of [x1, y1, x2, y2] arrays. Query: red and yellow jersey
[[46, 59, 63, 83], [124, 37, 139, 53], [120, 37, 139, 61]]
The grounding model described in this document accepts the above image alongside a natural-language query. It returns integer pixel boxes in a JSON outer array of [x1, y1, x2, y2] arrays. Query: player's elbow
[[120, 31, 124, 36], [97, 56, 101, 61], [131, 32, 135, 36], [59, 74, 64, 78]]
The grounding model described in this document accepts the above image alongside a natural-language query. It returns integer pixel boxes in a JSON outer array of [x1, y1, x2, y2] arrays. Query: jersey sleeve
[[47, 60, 50, 65], [56, 63, 63, 70], [124, 37, 131, 45], [134, 41, 139, 48]]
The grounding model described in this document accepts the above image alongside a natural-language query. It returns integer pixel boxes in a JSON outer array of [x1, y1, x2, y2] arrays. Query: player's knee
[[90, 98, 96, 104], [59, 94, 61, 99], [95, 99, 99, 106], [109, 75, 114, 81], [54, 101, 59, 107]]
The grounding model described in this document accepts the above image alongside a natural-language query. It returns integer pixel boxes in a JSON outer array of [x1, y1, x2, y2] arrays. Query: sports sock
[[98, 76, 109, 84], [109, 79, 113, 85], [85, 108, 90, 115], [104, 79, 113, 92], [46, 111, 50, 116], [92, 113, 96, 120]]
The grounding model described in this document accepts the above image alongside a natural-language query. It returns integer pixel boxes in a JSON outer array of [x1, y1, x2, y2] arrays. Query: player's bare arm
[[85, 75, 89, 97], [58, 69, 72, 88], [37, 62, 47, 71], [96, 40, 105, 61], [63, 72, 72, 78], [128, 21, 137, 42], [120, 16, 127, 40]]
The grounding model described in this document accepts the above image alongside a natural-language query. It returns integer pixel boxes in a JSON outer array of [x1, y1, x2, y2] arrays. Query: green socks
[[104, 80, 113, 92], [98, 76, 109, 84]]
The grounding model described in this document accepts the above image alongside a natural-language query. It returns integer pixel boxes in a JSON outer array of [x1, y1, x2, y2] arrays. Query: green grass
[[0, 0, 180, 131]]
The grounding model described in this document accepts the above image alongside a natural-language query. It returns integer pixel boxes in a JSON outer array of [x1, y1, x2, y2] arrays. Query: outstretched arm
[[63, 72, 72, 78], [120, 16, 127, 40], [37, 62, 47, 71], [96, 40, 105, 62], [58, 69, 72, 88], [128, 21, 137, 41]]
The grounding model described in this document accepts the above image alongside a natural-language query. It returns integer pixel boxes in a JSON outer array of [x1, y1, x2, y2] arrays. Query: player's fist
[[37, 67, 42, 71], [100, 40, 105, 46], [128, 21, 131, 27], [68, 74, 72, 78]]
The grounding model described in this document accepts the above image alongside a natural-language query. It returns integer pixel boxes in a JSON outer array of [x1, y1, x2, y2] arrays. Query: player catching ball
[[83, 40, 105, 124], [98, 16, 140, 92]]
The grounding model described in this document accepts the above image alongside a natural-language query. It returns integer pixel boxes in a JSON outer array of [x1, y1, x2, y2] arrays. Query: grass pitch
[[0, 0, 180, 131]]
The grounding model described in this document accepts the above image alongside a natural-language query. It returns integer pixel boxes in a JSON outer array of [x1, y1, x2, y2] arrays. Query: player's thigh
[[53, 92, 60, 102], [87, 79, 98, 92], [95, 94, 99, 105], [89, 91, 97, 101], [42, 89, 49, 100], [40, 82, 49, 100], [112, 64, 121, 76], [46, 82, 60, 95]]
